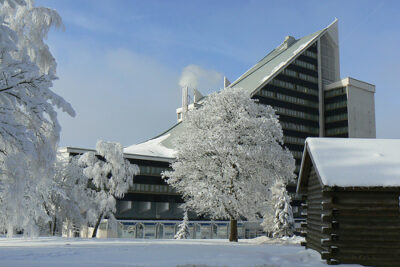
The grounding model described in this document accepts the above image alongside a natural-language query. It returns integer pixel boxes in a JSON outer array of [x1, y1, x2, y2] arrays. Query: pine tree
[[174, 210, 190, 239], [270, 180, 295, 238], [163, 88, 295, 242]]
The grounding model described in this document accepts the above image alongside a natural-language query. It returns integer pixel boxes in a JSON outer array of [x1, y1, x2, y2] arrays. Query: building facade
[[61, 19, 376, 238]]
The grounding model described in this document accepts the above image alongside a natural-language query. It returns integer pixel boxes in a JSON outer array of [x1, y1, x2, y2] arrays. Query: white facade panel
[[347, 80, 376, 138]]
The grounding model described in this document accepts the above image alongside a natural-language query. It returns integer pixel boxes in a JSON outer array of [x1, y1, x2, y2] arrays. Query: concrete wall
[[346, 79, 376, 138]]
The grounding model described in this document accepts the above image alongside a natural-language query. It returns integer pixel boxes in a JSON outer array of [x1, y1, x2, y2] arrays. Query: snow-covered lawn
[[0, 237, 360, 267]]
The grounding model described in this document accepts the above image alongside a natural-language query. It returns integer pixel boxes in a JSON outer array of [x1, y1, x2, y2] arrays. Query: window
[[325, 113, 348, 123], [325, 87, 346, 98], [138, 165, 168, 176], [284, 136, 306, 145], [275, 106, 318, 121], [326, 127, 348, 136], [280, 122, 319, 134], [293, 59, 317, 71], [325, 101, 347, 111], [304, 50, 318, 59], [298, 73, 318, 83]]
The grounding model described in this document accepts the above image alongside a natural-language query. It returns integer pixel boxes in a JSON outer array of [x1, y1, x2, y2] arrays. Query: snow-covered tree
[[0, 0, 75, 237], [78, 141, 139, 238], [163, 88, 295, 242], [262, 180, 294, 237], [174, 210, 190, 239], [48, 155, 98, 236]]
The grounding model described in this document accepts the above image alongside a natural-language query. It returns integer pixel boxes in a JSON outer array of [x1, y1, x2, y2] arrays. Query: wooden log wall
[[301, 166, 336, 263], [327, 190, 400, 266], [301, 163, 400, 266]]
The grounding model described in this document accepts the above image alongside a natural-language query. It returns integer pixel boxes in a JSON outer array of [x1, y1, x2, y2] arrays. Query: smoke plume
[[179, 64, 222, 91]]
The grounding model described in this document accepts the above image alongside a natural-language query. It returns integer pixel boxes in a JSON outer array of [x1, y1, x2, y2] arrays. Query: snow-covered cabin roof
[[297, 138, 400, 193], [229, 19, 338, 97], [124, 122, 183, 159]]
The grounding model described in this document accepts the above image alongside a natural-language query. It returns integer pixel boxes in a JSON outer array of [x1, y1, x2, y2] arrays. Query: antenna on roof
[[193, 88, 203, 103], [224, 76, 231, 88]]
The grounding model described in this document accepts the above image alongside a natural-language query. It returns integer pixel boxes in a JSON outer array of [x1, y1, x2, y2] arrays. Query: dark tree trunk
[[51, 216, 57, 236], [91, 212, 104, 238], [229, 217, 238, 242]]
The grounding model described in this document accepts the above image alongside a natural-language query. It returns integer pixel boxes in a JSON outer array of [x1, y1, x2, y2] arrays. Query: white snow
[[306, 138, 400, 187], [124, 134, 176, 158], [0, 237, 355, 267]]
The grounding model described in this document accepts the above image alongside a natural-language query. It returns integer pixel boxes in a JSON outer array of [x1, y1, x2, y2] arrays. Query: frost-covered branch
[[163, 87, 295, 242], [0, 0, 75, 237]]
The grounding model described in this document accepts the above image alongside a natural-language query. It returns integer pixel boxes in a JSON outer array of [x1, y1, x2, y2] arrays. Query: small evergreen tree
[[175, 210, 190, 239], [270, 181, 294, 237]]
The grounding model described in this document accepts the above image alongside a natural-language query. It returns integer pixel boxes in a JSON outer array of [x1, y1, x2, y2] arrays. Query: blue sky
[[35, 0, 400, 148]]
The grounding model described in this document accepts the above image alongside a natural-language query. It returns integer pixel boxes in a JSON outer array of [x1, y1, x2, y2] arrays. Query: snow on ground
[[0, 237, 360, 267]]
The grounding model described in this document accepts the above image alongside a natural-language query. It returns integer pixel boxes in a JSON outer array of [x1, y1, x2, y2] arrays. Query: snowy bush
[[163, 87, 295, 242]]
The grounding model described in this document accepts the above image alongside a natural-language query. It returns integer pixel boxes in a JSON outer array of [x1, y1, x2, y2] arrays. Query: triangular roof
[[125, 20, 338, 158], [229, 19, 338, 96], [297, 138, 400, 193]]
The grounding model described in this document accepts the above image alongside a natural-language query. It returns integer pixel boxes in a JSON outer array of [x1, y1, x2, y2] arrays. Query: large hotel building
[[60, 19, 376, 239]]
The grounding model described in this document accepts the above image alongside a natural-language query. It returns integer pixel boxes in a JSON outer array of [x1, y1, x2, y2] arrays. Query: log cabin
[[297, 138, 400, 266]]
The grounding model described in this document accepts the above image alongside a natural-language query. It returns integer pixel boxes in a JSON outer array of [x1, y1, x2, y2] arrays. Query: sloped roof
[[229, 29, 324, 96], [125, 21, 337, 158], [297, 138, 400, 193], [124, 122, 183, 159]]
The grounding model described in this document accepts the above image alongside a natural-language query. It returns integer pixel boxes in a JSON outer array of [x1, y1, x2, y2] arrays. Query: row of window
[[270, 78, 295, 89], [139, 165, 168, 176], [284, 136, 306, 146], [291, 150, 303, 159], [298, 72, 318, 83], [261, 89, 319, 108], [131, 183, 176, 194], [303, 50, 318, 59], [280, 121, 319, 135], [293, 59, 317, 71], [275, 106, 319, 122], [283, 68, 318, 84], [326, 126, 348, 136], [269, 78, 318, 96], [325, 87, 346, 98], [325, 101, 347, 111], [325, 113, 348, 123], [276, 93, 319, 108]]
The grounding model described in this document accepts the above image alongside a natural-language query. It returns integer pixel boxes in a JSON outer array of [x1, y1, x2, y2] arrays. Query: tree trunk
[[91, 212, 104, 238], [51, 216, 57, 236], [229, 217, 238, 242]]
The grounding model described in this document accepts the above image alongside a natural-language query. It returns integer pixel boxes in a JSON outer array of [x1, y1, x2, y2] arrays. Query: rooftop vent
[[283, 35, 296, 48]]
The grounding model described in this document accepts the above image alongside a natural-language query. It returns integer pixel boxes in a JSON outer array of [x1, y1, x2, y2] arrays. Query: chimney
[[182, 86, 188, 112], [177, 86, 189, 122]]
